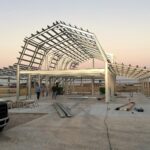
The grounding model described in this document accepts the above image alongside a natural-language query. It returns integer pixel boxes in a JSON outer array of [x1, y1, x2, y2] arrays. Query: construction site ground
[[0, 92, 150, 150]]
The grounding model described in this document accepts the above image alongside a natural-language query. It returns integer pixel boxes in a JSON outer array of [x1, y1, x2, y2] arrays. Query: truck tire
[[0, 127, 4, 132]]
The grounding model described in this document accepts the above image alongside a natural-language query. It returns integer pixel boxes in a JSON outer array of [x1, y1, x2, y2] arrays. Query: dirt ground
[[4, 113, 47, 131]]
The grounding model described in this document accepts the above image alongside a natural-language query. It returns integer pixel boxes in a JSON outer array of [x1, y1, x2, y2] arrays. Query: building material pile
[[115, 102, 135, 111], [134, 107, 144, 112], [53, 102, 73, 118]]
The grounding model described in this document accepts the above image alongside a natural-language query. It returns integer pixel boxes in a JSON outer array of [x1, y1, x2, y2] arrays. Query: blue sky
[[0, 0, 150, 68]]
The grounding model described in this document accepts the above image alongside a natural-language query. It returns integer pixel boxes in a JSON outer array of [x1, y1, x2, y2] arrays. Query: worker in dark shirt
[[52, 85, 57, 99], [35, 83, 41, 100]]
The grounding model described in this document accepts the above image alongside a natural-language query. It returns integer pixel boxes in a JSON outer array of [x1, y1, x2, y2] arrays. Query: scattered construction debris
[[53, 102, 73, 118], [97, 96, 105, 101], [68, 96, 88, 99], [115, 102, 135, 111], [134, 107, 144, 112]]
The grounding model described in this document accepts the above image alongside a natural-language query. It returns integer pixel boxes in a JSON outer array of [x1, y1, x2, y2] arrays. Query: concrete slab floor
[[0, 92, 150, 150]]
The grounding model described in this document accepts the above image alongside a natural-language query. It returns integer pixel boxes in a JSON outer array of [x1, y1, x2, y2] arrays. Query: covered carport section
[[109, 63, 150, 97], [1, 21, 150, 102], [16, 68, 106, 100], [15, 21, 115, 102]]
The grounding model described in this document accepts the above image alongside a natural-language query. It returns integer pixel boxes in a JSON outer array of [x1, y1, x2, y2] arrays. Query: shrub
[[99, 87, 105, 94]]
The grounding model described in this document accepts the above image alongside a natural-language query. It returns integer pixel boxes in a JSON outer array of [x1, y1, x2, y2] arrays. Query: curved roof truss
[[108, 63, 150, 79], [2, 21, 150, 81], [17, 21, 110, 70]]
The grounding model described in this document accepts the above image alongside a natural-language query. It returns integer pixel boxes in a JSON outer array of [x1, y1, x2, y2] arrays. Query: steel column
[[91, 58, 95, 95], [16, 65, 20, 101], [110, 74, 115, 100], [91, 77, 94, 95], [28, 74, 31, 99], [105, 62, 110, 102], [38, 75, 41, 86], [148, 78, 150, 96], [142, 79, 144, 94]]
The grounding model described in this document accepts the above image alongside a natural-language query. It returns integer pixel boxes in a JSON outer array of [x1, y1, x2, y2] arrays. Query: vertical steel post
[[105, 62, 110, 102], [8, 77, 10, 97], [45, 76, 49, 87], [144, 79, 145, 95], [112, 75, 116, 95], [146, 78, 148, 96], [28, 74, 31, 99], [144, 79, 146, 95], [145, 79, 146, 95], [110, 74, 115, 100], [72, 78, 75, 93], [38, 75, 41, 86], [64, 78, 68, 94], [16, 65, 20, 101], [148, 78, 150, 96], [91, 77, 94, 96], [49, 77, 51, 93], [142, 79, 144, 94], [45, 75, 49, 96], [91, 58, 95, 95], [146, 78, 148, 95]]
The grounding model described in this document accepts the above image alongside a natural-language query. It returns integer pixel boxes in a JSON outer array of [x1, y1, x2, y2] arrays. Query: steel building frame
[[108, 63, 150, 79], [1, 21, 150, 102], [17, 21, 112, 70], [14, 21, 115, 102]]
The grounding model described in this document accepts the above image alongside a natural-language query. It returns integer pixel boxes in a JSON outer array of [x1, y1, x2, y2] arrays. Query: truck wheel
[[0, 127, 4, 132]]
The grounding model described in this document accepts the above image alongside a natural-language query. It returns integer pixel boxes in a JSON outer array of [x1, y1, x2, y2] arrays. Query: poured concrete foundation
[[0, 93, 150, 150]]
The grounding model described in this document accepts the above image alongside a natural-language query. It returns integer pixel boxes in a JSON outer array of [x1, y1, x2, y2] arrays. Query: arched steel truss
[[17, 21, 110, 70], [0, 21, 150, 81]]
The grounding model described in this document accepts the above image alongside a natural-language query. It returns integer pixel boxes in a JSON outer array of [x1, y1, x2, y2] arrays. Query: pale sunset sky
[[0, 0, 150, 68]]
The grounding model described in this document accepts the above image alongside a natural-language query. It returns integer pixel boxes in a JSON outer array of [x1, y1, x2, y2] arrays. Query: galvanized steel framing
[[17, 21, 111, 70], [1, 21, 150, 101]]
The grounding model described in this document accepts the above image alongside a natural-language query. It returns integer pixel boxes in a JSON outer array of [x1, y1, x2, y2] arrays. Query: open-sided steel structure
[[1, 21, 150, 102]]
